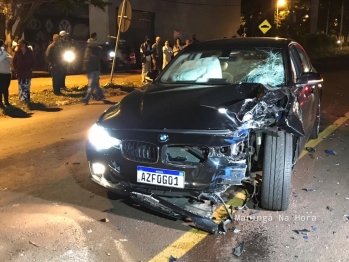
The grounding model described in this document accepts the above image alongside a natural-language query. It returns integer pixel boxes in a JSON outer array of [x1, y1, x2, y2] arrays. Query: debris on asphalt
[[64, 162, 69, 165], [12, 204, 19, 207], [312, 226, 318, 231], [306, 147, 315, 153], [293, 229, 310, 235], [119, 239, 128, 242], [286, 244, 290, 248], [87, 229, 92, 233], [335, 193, 340, 196], [302, 188, 315, 192], [29, 241, 40, 247], [318, 180, 323, 183], [103, 208, 116, 213], [169, 255, 177, 262], [218, 219, 231, 234], [335, 163, 340, 165], [3, 188, 7, 190], [309, 154, 315, 159], [333, 231, 336, 235], [99, 218, 109, 223], [90, 195, 95, 198], [72, 162, 81, 165], [249, 210, 260, 215], [52, 203, 59, 206], [324, 150, 337, 155], [303, 235, 309, 240], [346, 198, 349, 200], [229, 227, 241, 234], [233, 241, 245, 257], [292, 191, 298, 197], [326, 206, 333, 211], [107, 253, 111, 256]]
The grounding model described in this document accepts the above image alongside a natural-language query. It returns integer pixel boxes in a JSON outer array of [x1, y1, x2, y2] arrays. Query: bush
[[290, 34, 337, 58]]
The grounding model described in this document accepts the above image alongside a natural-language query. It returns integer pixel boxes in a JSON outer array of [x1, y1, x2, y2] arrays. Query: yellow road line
[[300, 110, 349, 158], [149, 111, 349, 262]]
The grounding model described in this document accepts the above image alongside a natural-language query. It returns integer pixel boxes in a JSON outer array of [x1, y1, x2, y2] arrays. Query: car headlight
[[109, 51, 115, 58], [88, 123, 121, 150], [63, 50, 76, 62]]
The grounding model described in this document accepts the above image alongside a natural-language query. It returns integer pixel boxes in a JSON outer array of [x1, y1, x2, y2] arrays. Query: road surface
[[1, 56, 349, 261]]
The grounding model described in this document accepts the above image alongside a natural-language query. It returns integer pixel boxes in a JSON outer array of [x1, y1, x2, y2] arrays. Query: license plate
[[137, 166, 185, 188]]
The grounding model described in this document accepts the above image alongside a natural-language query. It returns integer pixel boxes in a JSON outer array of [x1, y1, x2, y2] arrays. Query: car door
[[289, 43, 316, 141]]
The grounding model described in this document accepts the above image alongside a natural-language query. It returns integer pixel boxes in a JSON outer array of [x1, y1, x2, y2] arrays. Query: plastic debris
[[233, 242, 245, 257], [249, 210, 260, 215], [119, 239, 128, 242], [302, 188, 315, 192], [107, 253, 111, 256], [229, 227, 241, 234], [99, 218, 109, 223], [324, 150, 337, 155], [286, 244, 290, 248], [293, 229, 310, 235], [335, 163, 340, 166], [346, 198, 349, 200], [309, 154, 315, 159], [87, 229, 92, 233], [218, 219, 231, 234], [29, 241, 40, 247], [326, 206, 333, 211], [169, 255, 177, 262], [312, 226, 318, 231], [303, 235, 309, 240], [306, 147, 315, 153]]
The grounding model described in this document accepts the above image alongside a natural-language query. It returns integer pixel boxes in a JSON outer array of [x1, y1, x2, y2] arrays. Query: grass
[[0, 81, 142, 118]]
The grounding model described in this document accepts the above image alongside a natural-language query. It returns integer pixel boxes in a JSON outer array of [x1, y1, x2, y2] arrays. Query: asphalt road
[[1, 56, 349, 261]]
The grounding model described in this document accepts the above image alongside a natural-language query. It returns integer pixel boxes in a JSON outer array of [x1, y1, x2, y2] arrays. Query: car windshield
[[160, 47, 285, 87]]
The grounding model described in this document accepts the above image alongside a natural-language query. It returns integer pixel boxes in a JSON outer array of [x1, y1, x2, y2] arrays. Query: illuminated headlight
[[109, 51, 115, 58], [88, 123, 121, 150], [63, 50, 75, 62]]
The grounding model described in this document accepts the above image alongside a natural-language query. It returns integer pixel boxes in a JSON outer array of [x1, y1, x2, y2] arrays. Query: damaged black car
[[86, 38, 323, 233]]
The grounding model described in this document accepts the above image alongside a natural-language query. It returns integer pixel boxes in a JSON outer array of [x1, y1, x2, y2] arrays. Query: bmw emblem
[[158, 134, 169, 142]]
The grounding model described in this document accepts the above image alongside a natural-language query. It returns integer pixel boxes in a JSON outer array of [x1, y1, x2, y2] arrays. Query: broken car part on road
[[85, 38, 323, 233]]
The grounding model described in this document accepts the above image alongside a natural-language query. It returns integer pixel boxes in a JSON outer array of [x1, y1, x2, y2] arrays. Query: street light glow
[[278, 0, 286, 7]]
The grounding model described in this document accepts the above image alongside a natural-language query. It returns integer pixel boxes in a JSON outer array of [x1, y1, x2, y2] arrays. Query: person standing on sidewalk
[[162, 40, 173, 69], [82, 38, 105, 105], [152, 36, 162, 72], [0, 39, 12, 108], [59, 30, 70, 89], [46, 34, 64, 95], [12, 40, 36, 103], [140, 36, 152, 83]]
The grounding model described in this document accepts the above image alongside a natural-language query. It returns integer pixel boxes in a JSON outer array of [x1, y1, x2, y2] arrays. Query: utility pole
[[339, 0, 344, 50], [310, 0, 319, 34]]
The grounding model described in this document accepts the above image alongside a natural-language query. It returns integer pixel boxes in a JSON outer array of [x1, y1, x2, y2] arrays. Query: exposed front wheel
[[261, 131, 293, 211]]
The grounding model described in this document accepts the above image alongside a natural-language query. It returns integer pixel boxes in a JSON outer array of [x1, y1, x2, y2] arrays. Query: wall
[[107, 0, 241, 43], [89, 5, 109, 43]]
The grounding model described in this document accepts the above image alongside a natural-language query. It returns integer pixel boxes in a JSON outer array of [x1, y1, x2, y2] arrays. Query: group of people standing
[[0, 38, 35, 108], [140, 34, 198, 83]]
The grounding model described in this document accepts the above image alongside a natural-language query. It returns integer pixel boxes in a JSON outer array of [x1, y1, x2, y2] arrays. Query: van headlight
[[88, 123, 121, 150]]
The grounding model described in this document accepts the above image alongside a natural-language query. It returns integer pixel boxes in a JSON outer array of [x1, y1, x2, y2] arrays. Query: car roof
[[185, 37, 294, 50]]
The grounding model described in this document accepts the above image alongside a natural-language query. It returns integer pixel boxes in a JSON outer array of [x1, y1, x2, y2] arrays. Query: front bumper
[[86, 128, 249, 196]]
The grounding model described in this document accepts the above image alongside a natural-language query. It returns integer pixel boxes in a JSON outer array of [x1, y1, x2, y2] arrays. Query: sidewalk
[[9, 72, 141, 95]]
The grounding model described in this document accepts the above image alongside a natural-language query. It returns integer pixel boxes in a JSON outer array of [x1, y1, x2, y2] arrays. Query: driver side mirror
[[297, 72, 323, 84]]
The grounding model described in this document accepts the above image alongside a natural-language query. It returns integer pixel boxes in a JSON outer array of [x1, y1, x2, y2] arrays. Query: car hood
[[99, 82, 304, 136], [99, 83, 267, 130]]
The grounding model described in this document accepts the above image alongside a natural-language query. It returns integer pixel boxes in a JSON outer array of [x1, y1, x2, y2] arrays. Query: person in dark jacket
[[140, 36, 153, 83], [12, 40, 36, 103], [46, 34, 64, 95], [82, 38, 105, 105]]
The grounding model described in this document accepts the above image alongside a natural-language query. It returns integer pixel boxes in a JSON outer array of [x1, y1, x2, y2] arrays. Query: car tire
[[310, 99, 321, 139], [261, 131, 293, 211]]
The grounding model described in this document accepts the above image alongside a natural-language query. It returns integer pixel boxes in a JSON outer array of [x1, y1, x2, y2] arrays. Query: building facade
[[90, 0, 241, 44]]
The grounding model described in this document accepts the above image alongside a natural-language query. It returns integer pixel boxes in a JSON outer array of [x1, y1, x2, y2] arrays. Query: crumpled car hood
[[99, 83, 304, 136]]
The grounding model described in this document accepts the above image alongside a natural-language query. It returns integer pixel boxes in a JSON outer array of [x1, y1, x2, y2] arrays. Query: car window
[[160, 47, 285, 87], [293, 44, 311, 73]]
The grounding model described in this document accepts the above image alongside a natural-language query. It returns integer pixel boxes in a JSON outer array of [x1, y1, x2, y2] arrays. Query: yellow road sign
[[259, 19, 272, 34]]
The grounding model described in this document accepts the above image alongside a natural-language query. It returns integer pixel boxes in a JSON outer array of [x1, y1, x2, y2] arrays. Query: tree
[[0, 0, 109, 53]]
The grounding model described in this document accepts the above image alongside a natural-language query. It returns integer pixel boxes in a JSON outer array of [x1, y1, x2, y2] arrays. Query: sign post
[[109, 0, 132, 83]]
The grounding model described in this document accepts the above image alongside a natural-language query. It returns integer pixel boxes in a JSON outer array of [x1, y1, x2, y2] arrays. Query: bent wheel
[[261, 131, 293, 211]]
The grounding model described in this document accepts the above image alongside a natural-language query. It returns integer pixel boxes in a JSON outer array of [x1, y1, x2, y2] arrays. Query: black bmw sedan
[[86, 38, 323, 233]]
